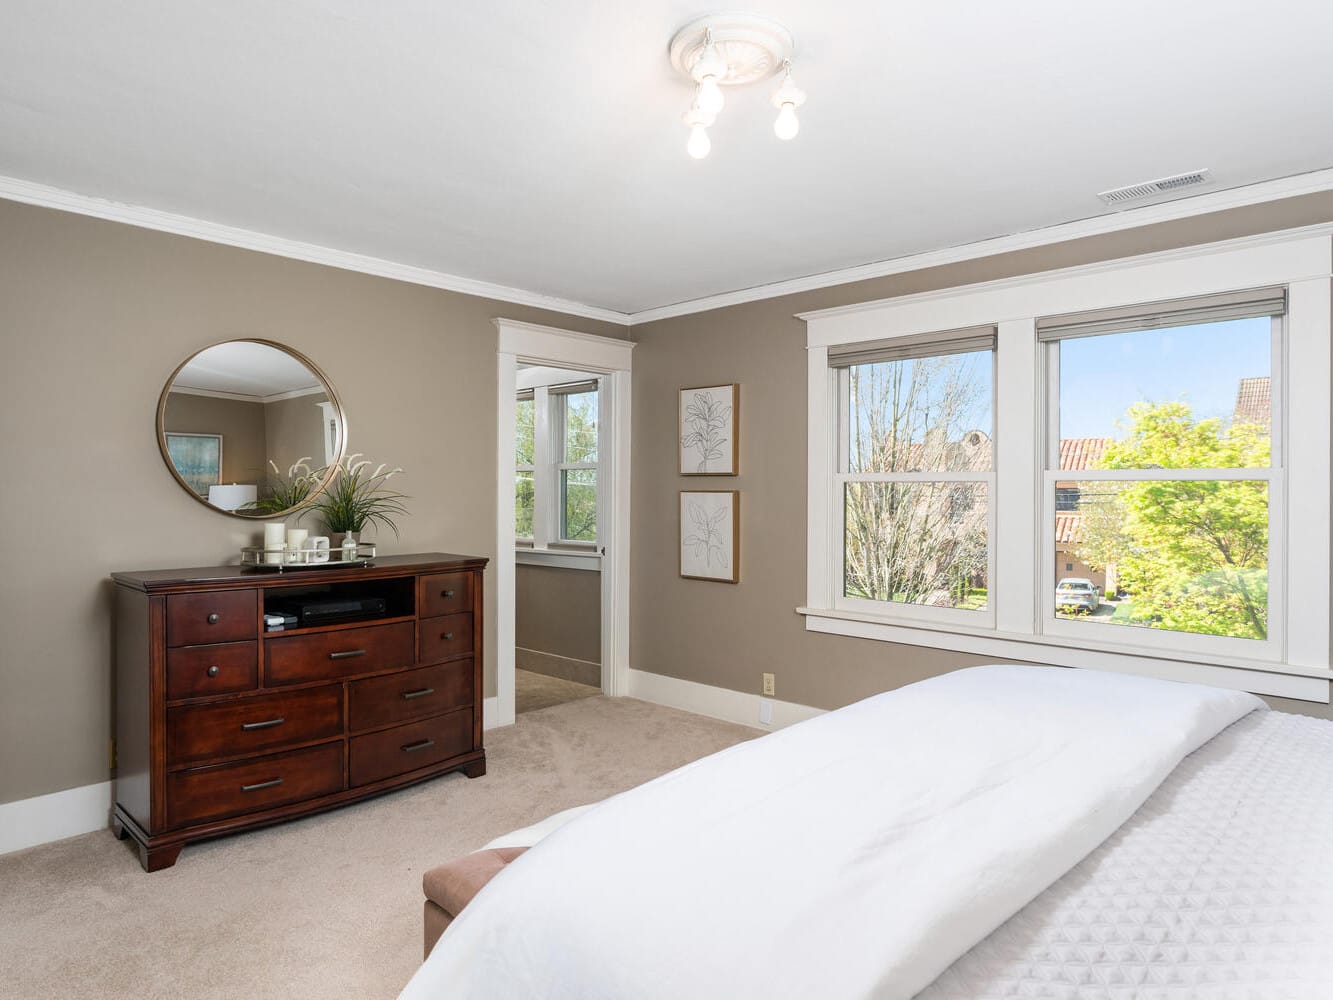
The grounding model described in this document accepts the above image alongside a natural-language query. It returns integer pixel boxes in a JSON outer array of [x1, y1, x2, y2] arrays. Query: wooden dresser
[[112, 552, 487, 871]]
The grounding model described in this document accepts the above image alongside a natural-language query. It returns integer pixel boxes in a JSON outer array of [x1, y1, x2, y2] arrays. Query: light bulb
[[774, 102, 799, 140], [696, 76, 724, 115], [687, 124, 711, 159]]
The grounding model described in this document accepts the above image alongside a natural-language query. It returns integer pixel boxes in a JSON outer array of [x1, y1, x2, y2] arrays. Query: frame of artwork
[[679, 490, 739, 583], [679, 383, 738, 475], [165, 433, 222, 496]]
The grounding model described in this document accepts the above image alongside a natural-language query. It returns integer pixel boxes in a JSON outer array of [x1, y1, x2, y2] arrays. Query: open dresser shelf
[[112, 552, 488, 871]]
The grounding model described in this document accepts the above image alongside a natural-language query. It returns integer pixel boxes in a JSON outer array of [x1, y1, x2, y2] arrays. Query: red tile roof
[[1055, 513, 1083, 545], [1233, 377, 1271, 429], [1058, 437, 1111, 471]]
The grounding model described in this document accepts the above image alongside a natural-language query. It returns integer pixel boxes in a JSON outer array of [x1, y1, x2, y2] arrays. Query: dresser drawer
[[167, 590, 257, 647], [166, 743, 343, 828], [420, 572, 473, 619], [166, 641, 257, 701], [167, 686, 343, 766], [349, 709, 472, 787], [348, 660, 473, 733], [421, 613, 473, 663], [265, 620, 415, 686]]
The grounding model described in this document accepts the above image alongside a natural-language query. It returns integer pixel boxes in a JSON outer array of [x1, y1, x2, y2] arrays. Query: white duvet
[[400, 665, 1262, 1000]]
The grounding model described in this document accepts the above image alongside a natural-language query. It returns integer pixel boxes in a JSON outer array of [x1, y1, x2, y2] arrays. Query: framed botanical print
[[679, 384, 738, 475], [679, 490, 739, 583]]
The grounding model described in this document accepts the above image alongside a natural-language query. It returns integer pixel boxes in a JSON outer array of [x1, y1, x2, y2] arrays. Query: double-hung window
[[830, 328, 996, 627], [515, 378, 600, 548], [803, 232, 1332, 701], [1040, 289, 1284, 660]]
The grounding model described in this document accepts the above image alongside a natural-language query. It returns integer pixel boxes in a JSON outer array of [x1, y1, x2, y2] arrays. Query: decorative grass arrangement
[[242, 458, 321, 515], [309, 454, 409, 536]]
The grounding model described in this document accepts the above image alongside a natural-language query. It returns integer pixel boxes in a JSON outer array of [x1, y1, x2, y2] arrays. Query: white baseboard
[[0, 781, 113, 856], [627, 668, 824, 731]]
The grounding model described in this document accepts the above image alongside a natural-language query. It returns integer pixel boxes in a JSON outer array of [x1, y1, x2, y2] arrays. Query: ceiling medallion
[[668, 13, 806, 160]]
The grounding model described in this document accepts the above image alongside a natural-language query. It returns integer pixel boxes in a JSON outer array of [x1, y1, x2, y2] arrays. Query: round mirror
[[156, 339, 347, 519]]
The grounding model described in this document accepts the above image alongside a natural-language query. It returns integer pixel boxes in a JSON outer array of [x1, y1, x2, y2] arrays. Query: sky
[[1058, 317, 1271, 440]]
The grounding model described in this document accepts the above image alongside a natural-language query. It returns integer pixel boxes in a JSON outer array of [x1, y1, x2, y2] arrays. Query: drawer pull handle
[[442, 589, 455, 598], [329, 649, 367, 660], [441, 632, 454, 641], [402, 738, 436, 753], [240, 717, 285, 731], [207, 613, 220, 624], [241, 778, 283, 793], [207, 665, 220, 677], [402, 687, 435, 700]]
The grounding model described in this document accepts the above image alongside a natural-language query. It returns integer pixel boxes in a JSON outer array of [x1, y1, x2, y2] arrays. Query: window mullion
[[531, 386, 553, 549]]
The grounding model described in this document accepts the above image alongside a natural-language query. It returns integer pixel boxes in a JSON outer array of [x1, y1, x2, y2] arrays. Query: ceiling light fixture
[[668, 13, 804, 160]]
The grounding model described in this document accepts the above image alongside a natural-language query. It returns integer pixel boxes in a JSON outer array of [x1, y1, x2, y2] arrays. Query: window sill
[[796, 606, 1332, 703], [516, 547, 601, 571]]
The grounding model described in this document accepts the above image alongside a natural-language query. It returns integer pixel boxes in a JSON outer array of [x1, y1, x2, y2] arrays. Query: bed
[[400, 665, 1333, 999]]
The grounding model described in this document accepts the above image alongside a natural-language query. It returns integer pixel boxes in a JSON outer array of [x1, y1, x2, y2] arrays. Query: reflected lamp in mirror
[[157, 339, 347, 519], [208, 484, 258, 511]]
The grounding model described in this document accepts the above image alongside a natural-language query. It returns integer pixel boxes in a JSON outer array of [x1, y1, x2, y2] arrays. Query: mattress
[[918, 709, 1333, 999]]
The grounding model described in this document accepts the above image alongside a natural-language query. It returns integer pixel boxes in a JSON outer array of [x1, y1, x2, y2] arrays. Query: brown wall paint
[[629, 190, 1333, 720], [162, 392, 268, 486], [515, 564, 601, 665], [0, 198, 626, 806]]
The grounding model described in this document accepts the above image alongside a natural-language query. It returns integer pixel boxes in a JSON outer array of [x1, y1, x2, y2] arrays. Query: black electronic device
[[270, 596, 388, 627]]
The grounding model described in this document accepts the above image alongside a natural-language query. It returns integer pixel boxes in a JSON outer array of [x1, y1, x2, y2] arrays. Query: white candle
[[286, 528, 309, 563], [263, 522, 286, 565]]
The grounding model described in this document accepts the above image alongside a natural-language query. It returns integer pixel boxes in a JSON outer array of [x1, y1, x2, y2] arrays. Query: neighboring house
[[1055, 437, 1113, 592], [1234, 376, 1272, 430]]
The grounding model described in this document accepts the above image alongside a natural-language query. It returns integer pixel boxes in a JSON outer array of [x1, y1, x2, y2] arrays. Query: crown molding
[[628, 167, 1333, 325], [0, 174, 632, 326], [6, 166, 1333, 329]]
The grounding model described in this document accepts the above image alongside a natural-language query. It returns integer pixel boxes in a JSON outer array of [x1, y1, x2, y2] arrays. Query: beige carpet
[[515, 668, 601, 714], [0, 697, 757, 1000]]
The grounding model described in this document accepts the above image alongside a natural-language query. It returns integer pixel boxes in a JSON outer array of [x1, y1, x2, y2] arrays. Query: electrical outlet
[[762, 672, 775, 697]]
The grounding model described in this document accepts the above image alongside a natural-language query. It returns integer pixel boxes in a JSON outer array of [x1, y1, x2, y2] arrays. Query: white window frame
[[800, 230, 1332, 703], [515, 376, 601, 553], [832, 347, 998, 630], [514, 390, 536, 542]]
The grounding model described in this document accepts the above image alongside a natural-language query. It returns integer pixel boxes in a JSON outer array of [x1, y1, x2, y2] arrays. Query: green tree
[[1083, 402, 1269, 639]]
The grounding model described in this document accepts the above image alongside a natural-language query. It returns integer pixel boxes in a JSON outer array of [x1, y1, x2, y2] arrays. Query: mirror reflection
[[158, 340, 345, 518]]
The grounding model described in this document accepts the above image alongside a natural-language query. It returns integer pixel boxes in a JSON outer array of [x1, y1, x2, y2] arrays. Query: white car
[[1056, 577, 1100, 613]]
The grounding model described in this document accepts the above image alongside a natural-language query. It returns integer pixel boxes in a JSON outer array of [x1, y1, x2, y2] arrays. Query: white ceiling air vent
[[1097, 169, 1211, 207]]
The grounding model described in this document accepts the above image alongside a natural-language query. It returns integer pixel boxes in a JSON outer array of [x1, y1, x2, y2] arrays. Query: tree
[[843, 355, 990, 607], [1077, 401, 1269, 639]]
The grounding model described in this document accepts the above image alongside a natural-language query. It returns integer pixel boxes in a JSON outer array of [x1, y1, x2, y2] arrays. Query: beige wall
[[629, 190, 1333, 720], [0, 197, 626, 806], [264, 392, 330, 478], [515, 564, 601, 665]]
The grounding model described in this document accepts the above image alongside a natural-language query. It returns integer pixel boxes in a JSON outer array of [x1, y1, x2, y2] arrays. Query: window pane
[[561, 469, 597, 541], [844, 482, 988, 610], [845, 351, 991, 474], [1058, 317, 1271, 469], [516, 397, 535, 466], [563, 390, 598, 464], [515, 472, 534, 538], [1053, 479, 1268, 640]]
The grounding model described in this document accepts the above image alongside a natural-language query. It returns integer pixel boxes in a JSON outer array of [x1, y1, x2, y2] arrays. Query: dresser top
[[112, 552, 488, 593]]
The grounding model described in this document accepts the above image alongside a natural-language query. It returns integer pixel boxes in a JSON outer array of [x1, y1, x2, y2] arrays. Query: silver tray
[[240, 543, 377, 573]]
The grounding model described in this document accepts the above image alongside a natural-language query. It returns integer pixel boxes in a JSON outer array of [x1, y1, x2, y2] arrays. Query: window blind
[[548, 379, 599, 395], [1036, 286, 1286, 342], [827, 326, 997, 368]]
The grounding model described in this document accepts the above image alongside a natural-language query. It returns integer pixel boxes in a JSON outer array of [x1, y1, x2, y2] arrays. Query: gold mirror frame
[[156, 338, 348, 520]]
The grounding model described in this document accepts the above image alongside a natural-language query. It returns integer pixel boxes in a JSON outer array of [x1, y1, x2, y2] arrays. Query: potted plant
[[308, 454, 408, 554]]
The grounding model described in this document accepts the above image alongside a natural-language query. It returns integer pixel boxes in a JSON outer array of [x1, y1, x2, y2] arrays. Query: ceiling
[[174, 341, 323, 398], [3, 1, 1333, 318]]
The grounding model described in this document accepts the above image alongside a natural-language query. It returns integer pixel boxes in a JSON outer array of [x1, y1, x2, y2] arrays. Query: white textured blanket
[[400, 666, 1262, 1000]]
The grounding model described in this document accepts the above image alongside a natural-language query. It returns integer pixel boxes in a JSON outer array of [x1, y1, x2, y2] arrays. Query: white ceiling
[[3, 1, 1333, 317], [174, 341, 322, 397]]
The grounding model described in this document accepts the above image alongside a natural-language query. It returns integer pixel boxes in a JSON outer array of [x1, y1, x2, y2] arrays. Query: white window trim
[[515, 378, 602, 551], [801, 231, 1333, 703]]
